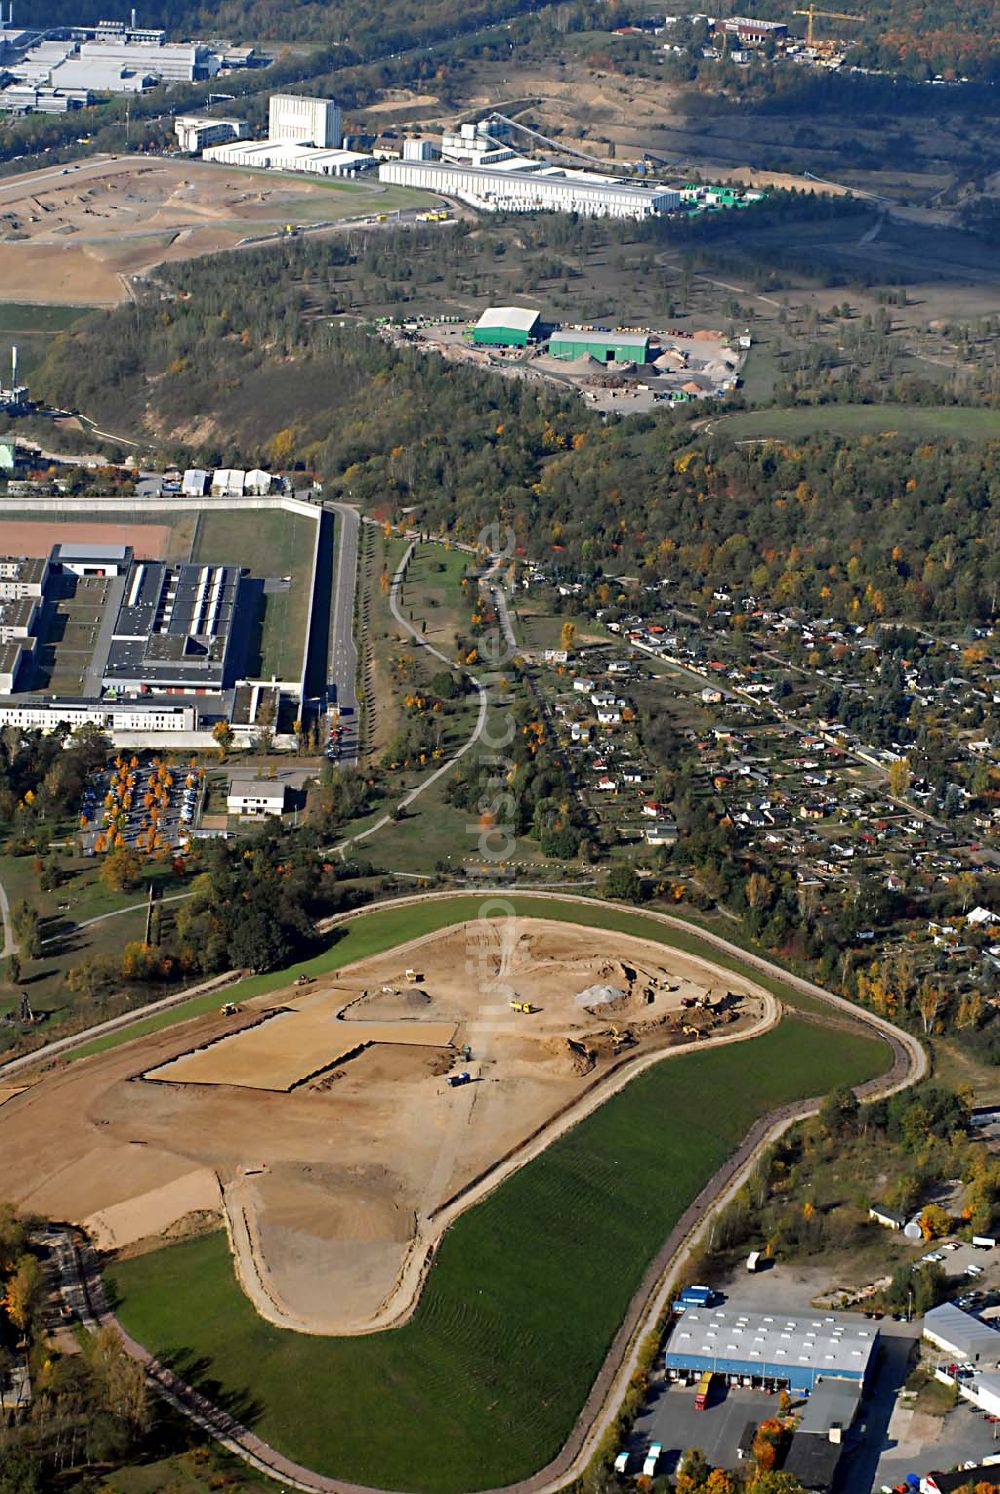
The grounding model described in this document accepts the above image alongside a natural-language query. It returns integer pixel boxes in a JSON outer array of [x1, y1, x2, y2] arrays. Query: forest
[[34, 227, 1000, 629]]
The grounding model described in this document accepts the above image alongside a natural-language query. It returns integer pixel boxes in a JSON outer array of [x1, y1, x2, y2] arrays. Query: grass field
[[0, 301, 94, 378], [67, 893, 880, 1061], [110, 1016, 886, 1493], [193, 508, 318, 681], [714, 405, 1000, 442]]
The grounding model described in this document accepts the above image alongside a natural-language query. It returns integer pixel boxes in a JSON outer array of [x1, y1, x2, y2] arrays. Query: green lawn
[[0, 301, 94, 378], [110, 1016, 886, 1494], [193, 508, 318, 680], [68, 893, 881, 1061], [714, 404, 1000, 442]]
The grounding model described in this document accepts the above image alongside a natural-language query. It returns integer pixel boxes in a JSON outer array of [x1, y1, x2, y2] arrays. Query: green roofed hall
[[471, 306, 541, 348], [549, 329, 650, 364]]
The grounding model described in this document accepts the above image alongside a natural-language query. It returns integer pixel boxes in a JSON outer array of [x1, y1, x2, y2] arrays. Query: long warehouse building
[[664, 1305, 880, 1395], [378, 158, 680, 219]]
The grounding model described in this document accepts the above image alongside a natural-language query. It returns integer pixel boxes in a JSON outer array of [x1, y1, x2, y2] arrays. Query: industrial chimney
[[10, 345, 17, 390]]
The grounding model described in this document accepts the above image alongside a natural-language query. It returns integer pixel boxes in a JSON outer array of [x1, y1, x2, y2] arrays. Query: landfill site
[[0, 154, 386, 303], [0, 918, 774, 1335]]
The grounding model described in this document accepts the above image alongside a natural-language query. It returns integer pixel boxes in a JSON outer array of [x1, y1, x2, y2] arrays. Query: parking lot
[[629, 1379, 781, 1477], [873, 1391, 1000, 1491]]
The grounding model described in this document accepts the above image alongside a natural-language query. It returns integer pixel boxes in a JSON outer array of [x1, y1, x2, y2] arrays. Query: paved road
[[0, 874, 16, 959], [324, 502, 361, 762]]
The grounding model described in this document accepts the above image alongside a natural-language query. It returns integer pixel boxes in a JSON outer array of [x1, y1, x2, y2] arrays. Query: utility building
[[268, 93, 341, 148], [174, 114, 243, 153], [664, 1306, 879, 1395], [549, 329, 650, 364], [472, 306, 541, 348]]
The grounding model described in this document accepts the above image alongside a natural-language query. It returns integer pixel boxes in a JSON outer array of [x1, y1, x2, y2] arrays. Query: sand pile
[[575, 982, 627, 1012], [355, 985, 433, 1020]]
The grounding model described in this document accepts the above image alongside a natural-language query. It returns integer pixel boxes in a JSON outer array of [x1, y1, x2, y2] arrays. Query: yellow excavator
[[509, 1000, 534, 1014]]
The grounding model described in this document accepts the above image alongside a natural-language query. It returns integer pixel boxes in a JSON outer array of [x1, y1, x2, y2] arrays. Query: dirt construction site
[[0, 918, 778, 1334], [0, 155, 398, 305]]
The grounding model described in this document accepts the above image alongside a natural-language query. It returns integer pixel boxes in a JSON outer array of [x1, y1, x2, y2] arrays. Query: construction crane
[[793, 2, 862, 48]]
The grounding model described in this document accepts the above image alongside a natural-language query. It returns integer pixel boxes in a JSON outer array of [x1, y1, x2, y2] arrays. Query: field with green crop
[[110, 1015, 887, 1493], [714, 404, 1000, 442]]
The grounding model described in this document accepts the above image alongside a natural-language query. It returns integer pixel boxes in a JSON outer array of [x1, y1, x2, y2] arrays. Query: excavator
[[509, 999, 535, 1014]]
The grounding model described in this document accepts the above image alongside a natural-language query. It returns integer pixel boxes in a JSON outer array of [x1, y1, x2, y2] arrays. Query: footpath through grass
[[110, 1017, 887, 1494]]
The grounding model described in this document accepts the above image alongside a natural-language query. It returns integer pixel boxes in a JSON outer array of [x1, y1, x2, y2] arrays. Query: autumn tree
[[212, 720, 234, 760], [920, 1203, 952, 1241], [887, 757, 911, 799], [3, 1253, 43, 1336], [100, 844, 143, 894], [560, 620, 576, 652]]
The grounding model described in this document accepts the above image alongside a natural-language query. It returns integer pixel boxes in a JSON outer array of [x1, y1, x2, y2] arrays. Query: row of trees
[[0, 1203, 150, 1488]]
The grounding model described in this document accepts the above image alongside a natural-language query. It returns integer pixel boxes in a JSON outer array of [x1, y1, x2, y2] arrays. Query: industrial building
[[202, 138, 373, 178], [378, 158, 680, 219], [471, 306, 541, 348], [174, 113, 243, 153], [53, 542, 131, 577], [47, 38, 219, 93], [663, 1306, 879, 1394], [549, 329, 651, 364], [0, 534, 308, 746], [103, 558, 245, 694], [922, 1303, 1000, 1367], [269, 92, 341, 148], [0, 556, 49, 599]]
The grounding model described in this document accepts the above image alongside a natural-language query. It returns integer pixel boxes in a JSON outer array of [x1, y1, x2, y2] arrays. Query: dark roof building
[[924, 1467, 1000, 1494], [782, 1434, 843, 1493], [103, 559, 246, 693]]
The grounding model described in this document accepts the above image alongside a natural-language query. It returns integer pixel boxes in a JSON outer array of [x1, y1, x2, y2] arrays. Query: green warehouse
[[549, 329, 650, 364], [471, 306, 541, 348]]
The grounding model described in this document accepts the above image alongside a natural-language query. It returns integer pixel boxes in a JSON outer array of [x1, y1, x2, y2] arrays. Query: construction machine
[[509, 999, 534, 1014]]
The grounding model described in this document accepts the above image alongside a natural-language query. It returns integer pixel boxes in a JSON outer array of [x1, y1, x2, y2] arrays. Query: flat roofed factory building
[[472, 306, 541, 348], [103, 559, 245, 694], [549, 329, 651, 364], [664, 1306, 879, 1394], [378, 158, 680, 219]]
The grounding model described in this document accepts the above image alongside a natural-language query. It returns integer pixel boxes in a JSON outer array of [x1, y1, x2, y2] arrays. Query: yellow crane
[[793, 2, 862, 48]]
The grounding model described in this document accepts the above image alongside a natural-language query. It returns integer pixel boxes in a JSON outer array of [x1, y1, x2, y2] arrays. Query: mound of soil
[[544, 1037, 596, 1077]]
